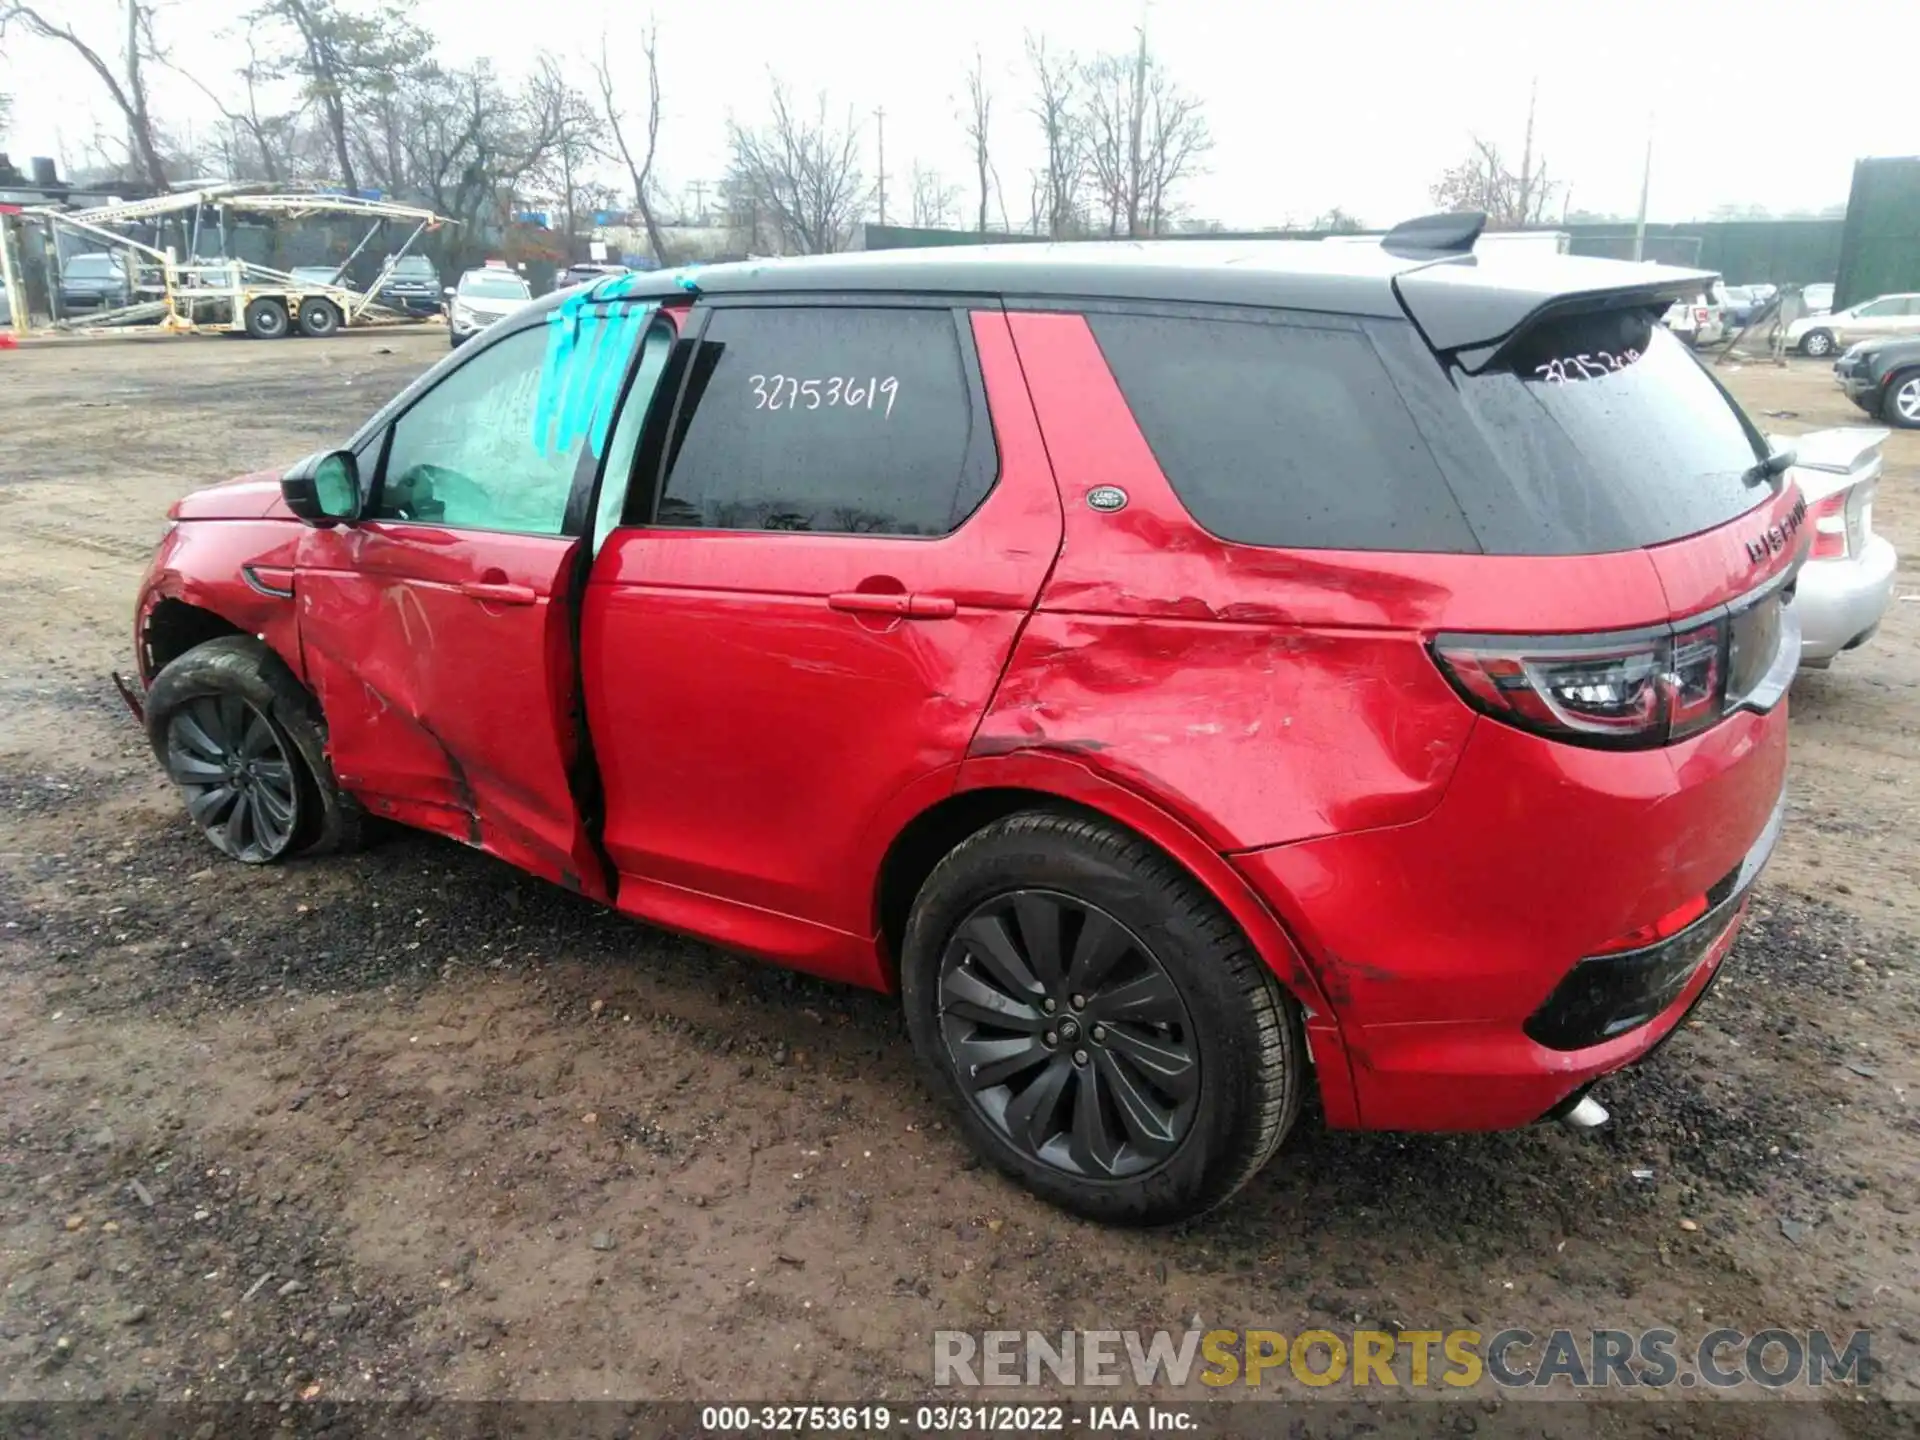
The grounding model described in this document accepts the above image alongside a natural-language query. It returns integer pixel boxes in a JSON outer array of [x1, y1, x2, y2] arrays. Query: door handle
[[459, 580, 537, 606], [828, 591, 956, 620]]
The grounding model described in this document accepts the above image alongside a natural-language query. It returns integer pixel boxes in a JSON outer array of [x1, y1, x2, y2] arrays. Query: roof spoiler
[[1381, 211, 1487, 256], [1393, 260, 1719, 372]]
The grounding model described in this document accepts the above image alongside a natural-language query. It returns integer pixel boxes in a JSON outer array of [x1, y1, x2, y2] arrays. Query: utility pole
[[689, 179, 708, 225], [875, 107, 888, 226], [1517, 77, 1537, 225], [1632, 124, 1653, 262], [1127, 5, 1149, 237]]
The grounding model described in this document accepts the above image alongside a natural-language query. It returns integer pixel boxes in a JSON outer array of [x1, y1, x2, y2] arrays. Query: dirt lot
[[1, 332, 1916, 1428]]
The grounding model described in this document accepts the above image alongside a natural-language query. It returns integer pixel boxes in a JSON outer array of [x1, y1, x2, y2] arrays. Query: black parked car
[[1835, 335, 1920, 429], [59, 252, 133, 312], [375, 254, 443, 316]]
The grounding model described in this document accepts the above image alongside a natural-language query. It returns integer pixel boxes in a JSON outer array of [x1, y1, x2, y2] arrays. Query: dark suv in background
[[1835, 334, 1920, 428], [376, 254, 443, 316]]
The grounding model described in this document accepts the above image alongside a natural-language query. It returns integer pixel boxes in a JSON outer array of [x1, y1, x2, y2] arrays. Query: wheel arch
[[142, 596, 249, 680], [872, 752, 1360, 1125]]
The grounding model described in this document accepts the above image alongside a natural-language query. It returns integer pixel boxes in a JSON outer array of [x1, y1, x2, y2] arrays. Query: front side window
[[655, 305, 994, 535], [371, 304, 657, 534]]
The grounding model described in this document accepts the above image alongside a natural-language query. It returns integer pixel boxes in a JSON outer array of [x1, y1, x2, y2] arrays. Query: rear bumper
[[1797, 535, 1897, 664], [1236, 704, 1789, 1131]]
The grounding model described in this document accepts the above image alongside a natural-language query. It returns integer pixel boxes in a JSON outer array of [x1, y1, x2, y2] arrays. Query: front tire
[[144, 636, 369, 863], [901, 811, 1304, 1225], [1882, 370, 1920, 429], [1800, 329, 1835, 358], [244, 298, 289, 340]]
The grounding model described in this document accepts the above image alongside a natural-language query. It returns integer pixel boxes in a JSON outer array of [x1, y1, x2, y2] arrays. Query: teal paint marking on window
[[532, 294, 660, 462]]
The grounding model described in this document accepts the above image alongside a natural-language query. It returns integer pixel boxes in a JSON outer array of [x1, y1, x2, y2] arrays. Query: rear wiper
[[1744, 449, 1795, 485]]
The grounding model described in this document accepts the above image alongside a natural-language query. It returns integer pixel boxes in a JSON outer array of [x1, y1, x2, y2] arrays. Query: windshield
[[66, 255, 120, 279], [460, 273, 530, 300], [390, 256, 436, 277]]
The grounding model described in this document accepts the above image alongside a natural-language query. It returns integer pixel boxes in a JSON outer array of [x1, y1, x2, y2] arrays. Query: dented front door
[[295, 299, 662, 897]]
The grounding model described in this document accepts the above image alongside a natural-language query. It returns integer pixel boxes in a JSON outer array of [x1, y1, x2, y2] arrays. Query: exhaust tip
[[1561, 1095, 1610, 1130]]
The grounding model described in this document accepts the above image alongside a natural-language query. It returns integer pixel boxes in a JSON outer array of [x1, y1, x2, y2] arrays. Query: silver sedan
[[1775, 427, 1898, 668]]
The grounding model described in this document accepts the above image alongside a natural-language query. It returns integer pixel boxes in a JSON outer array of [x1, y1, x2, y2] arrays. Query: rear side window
[[657, 305, 994, 535], [1087, 312, 1480, 552], [1411, 310, 1772, 555]]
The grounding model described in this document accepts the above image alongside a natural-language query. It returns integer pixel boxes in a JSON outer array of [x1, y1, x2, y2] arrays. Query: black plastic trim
[[1524, 793, 1784, 1052]]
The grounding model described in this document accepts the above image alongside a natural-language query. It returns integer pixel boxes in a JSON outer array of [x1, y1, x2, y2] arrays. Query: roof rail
[[1381, 211, 1487, 255]]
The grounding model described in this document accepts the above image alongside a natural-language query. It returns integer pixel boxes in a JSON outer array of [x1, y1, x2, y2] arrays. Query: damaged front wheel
[[143, 636, 369, 864]]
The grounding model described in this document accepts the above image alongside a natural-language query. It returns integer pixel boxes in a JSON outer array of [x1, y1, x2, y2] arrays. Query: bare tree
[[252, 0, 427, 192], [961, 47, 995, 234], [908, 162, 958, 229], [1, 1, 171, 190], [1429, 81, 1557, 227], [1025, 32, 1082, 239], [529, 53, 605, 258], [1137, 63, 1209, 236], [1312, 206, 1364, 234], [591, 23, 671, 265], [726, 80, 866, 255], [1077, 47, 1209, 237], [167, 22, 303, 184]]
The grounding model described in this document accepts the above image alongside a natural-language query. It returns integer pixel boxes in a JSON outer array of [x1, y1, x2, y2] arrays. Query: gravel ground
[[0, 334, 1916, 1433]]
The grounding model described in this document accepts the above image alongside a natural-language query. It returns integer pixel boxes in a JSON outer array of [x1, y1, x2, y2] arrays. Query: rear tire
[[297, 298, 341, 338], [1800, 329, 1835, 358], [244, 298, 289, 340], [144, 636, 370, 863], [900, 811, 1304, 1225], [1882, 370, 1920, 429]]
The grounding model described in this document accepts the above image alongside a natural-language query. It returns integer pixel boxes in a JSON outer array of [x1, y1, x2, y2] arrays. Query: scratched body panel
[[295, 521, 602, 897]]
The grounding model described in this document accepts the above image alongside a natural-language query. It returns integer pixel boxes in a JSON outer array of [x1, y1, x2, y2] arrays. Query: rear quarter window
[[1087, 311, 1481, 552]]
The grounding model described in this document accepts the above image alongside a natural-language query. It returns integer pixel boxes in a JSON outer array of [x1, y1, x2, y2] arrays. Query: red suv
[[121, 215, 1802, 1224]]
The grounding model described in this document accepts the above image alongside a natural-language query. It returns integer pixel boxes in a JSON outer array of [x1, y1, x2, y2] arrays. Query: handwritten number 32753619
[[1533, 349, 1642, 384], [750, 374, 900, 417]]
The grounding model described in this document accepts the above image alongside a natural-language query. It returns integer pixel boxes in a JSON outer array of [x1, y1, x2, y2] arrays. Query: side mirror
[[282, 449, 362, 526], [443, 285, 457, 297]]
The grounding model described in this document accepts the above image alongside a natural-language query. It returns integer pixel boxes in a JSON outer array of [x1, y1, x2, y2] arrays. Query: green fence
[[1836, 156, 1920, 308]]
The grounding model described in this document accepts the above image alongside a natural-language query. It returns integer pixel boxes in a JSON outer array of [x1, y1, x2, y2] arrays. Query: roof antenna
[[1381, 211, 1487, 256]]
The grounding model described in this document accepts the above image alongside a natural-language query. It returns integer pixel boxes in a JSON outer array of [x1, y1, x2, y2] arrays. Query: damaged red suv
[[123, 214, 1801, 1223]]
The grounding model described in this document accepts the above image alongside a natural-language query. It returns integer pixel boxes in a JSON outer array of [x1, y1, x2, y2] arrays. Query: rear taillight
[[1695, 307, 1710, 324], [1434, 576, 1800, 749], [1808, 491, 1849, 560]]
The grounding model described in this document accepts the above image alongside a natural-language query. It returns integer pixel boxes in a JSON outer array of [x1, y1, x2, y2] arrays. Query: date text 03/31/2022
[[699, 1405, 1189, 1433]]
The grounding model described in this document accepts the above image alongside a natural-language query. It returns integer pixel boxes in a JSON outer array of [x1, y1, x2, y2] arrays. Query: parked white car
[[1771, 427, 1898, 668], [446, 266, 534, 349], [1786, 293, 1920, 358], [1662, 282, 1730, 347]]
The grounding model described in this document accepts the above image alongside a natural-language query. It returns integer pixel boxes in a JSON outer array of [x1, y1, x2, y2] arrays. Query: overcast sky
[[3, 0, 1914, 228]]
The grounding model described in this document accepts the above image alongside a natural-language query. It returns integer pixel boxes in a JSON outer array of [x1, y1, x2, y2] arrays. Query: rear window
[[1092, 306, 1771, 557], [1419, 309, 1772, 555]]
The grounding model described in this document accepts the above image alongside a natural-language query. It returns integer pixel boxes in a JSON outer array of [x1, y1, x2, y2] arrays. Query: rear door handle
[[828, 592, 956, 620], [459, 581, 537, 606]]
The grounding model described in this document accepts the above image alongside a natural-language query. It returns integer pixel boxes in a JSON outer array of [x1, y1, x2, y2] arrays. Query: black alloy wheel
[[164, 694, 301, 862], [937, 889, 1200, 1180]]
